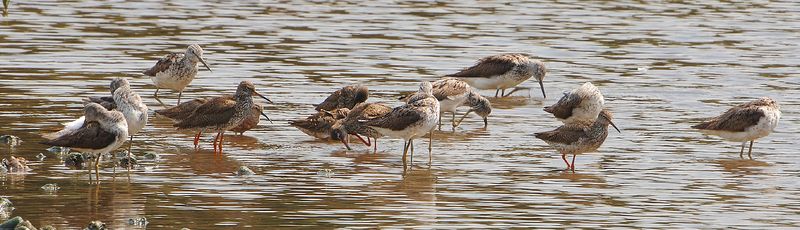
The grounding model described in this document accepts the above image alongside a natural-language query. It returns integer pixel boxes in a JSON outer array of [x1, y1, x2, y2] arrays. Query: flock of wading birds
[[28, 44, 781, 180]]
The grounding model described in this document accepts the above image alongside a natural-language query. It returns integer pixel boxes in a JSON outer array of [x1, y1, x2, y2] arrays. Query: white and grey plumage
[[331, 102, 393, 153], [85, 78, 148, 159], [544, 82, 604, 127], [143, 44, 212, 104], [447, 53, 547, 98], [172, 81, 271, 154], [535, 109, 620, 171], [431, 77, 492, 129], [361, 82, 440, 169], [691, 97, 781, 159], [41, 103, 129, 180]]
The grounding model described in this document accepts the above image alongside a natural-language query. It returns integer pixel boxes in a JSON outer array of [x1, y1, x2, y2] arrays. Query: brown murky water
[[1, 1, 799, 229]]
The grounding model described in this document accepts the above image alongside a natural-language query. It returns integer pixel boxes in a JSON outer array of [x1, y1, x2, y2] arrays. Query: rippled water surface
[[1, 1, 799, 229]]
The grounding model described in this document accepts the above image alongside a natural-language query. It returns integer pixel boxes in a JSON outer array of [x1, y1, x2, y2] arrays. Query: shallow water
[[1, 1, 799, 229]]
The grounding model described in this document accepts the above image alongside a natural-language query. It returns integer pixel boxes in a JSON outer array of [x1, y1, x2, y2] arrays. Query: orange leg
[[193, 132, 202, 149], [218, 132, 225, 154], [213, 132, 221, 153]]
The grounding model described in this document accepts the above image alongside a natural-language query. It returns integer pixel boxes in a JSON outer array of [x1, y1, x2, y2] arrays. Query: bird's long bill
[[259, 111, 273, 124], [483, 117, 488, 127], [608, 118, 621, 133], [455, 109, 473, 127], [198, 58, 212, 72], [253, 91, 274, 104], [340, 134, 352, 151], [538, 80, 546, 98]]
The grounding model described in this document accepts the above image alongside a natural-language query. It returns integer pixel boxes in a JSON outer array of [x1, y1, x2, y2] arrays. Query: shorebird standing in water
[[447, 53, 547, 98], [157, 95, 272, 148], [535, 109, 620, 172], [42, 103, 129, 181], [691, 97, 781, 159], [361, 82, 440, 169], [403, 78, 492, 129], [331, 102, 393, 152], [171, 81, 271, 153], [85, 78, 148, 161], [315, 85, 369, 111], [289, 108, 350, 140], [143, 44, 212, 104], [544, 82, 604, 127], [432, 77, 492, 129]]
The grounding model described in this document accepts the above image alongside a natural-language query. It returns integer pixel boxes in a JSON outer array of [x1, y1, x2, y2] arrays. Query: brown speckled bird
[[172, 81, 271, 153], [314, 85, 369, 111], [143, 44, 212, 104], [331, 102, 393, 152], [157, 95, 271, 147], [290, 108, 350, 140], [535, 109, 620, 172]]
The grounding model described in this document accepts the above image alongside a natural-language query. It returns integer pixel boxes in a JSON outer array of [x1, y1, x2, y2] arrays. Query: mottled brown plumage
[[447, 54, 523, 79], [535, 109, 620, 171], [447, 53, 547, 98], [42, 121, 117, 150], [143, 53, 182, 77], [83, 96, 116, 110], [40, 103, 129, 180], [156, 97, 211, 121], [290, 108, 350, 139], [170, 81, 271, 153], [231, 104, 266, 134], [144, 44, 212, 104], [331, 102, 393, 152], [315, 85, 369, 111], [544, 93, 579, 120], [691, 100, 772, 132], [691, 97, 781, 159]]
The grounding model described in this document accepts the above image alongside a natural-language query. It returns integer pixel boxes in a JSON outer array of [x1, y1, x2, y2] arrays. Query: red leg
[[570, 154, 577, 172], [219, 132, 225, 154], [213, 132, 221, 153], [353, 133, 370, 146], [561, 153, 570, 169], [193, 132, 202, 149]]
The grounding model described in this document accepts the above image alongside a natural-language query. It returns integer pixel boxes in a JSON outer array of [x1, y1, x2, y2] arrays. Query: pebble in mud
[[41, 183, 60, 193], [0, 135, 22, 147], [64, 153, 86, 169], [0, 216, 37, 230], [127, 216, 148, 226], [236, 166, 255, 176], [84, 220, 107, 230], [119, 156, 138, 168], [0, 198, 13, 220], [46, 146, 70, 155], [36, 153, 46, 161], [142, 152, 160, 160]]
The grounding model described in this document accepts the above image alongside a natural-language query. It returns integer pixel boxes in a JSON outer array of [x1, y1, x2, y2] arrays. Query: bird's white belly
[[151, 69, 196, 91], [462, 74, 528, 90], [439, 95, 467, 114], [125, 111, 148, 135], [709, 107, 780, 142]]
